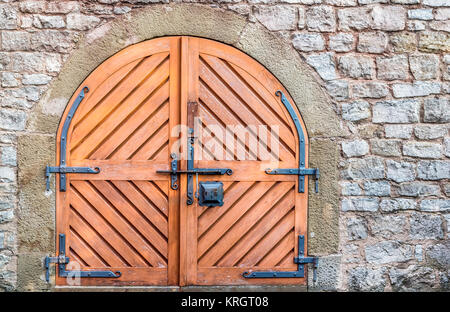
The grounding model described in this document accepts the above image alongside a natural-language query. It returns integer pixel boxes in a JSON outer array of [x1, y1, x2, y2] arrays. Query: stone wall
[[0, 0, 449, 291]]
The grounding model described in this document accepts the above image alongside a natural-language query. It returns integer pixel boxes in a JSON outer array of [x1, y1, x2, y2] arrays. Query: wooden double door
[[55, 36, 309, 286]]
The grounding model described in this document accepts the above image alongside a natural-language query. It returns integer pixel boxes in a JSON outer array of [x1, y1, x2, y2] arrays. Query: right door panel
[[181, 37, 309, 286]]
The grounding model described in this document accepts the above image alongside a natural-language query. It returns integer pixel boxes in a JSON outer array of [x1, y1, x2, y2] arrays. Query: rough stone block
[[32, 15, 65, 29], [424, 98, 450, 123], [363, 181, 390, 196], [342, 140, 369, 157], [420, 199, 450, 212], [371, 5, 406, 31], [67, 13, 100, 31], [307, 255, 341, 292], [426, 241, 450, 270], [389, 265, 436, 292], [419, 32, 450, 53], [22, 74, 51, 86], [0, 146, 17, 166], [306, 5, 336, 32], [342, 198, 379, 212], [338, 54, 374, 79], [393, 81, 441, 98], [409, 54, 440, 80], [385, 125, 413, 139], [410, 213, 443, 240], [380, 198, 417, 212], [341, 182, 362, 196], [347, 217, 368, 240], [371, 140, 401, 157], [386, 160, 416, 183], [305, 53, 337, 80], [1, 31, 31, 51], [345, 157, 385, 180], [292, 33, 326, 52], [254, 5, 297, 31], [376, 55, 409, 80], [0, 109, 27, 131], [408, 9, 433, 20], [329, 33, 354, 52], [0, 4, 18, 29], [373, 100, 419, 123], [338, 7, 371, 31], [398, 182, 441, 197], [352, 82, 388, 98], [370, 215, 406, 238], [348, 267, 386, 292], [357, 31, 388, 53], [417, 160, 450, 180], [414, 125, 448, 140], [403, 142, 442, 159], [342, 100, 370, 121], [1, 72, 21, 88], [365, 241, 414, 264], [326, 80, 349, 101], [390, 32, 417, 53]]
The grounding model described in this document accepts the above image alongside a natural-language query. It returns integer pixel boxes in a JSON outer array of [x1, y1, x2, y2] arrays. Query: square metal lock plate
[[198, 181, 224, 207]]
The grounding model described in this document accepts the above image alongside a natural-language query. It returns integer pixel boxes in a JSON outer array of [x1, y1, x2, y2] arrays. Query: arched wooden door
[[54, 37, 312, 287]]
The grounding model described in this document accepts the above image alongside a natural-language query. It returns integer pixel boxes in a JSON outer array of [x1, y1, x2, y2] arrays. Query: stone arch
[[18, 4, 343, 290]]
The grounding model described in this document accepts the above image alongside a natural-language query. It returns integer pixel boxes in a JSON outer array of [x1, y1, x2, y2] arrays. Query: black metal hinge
[[265, 168, 320, 193], [45, 166, 100, 192], [271, 90, 320, 193], [45, 86, 101, 192], [44, 234, 121, 282], [242, 235, 319, 281]]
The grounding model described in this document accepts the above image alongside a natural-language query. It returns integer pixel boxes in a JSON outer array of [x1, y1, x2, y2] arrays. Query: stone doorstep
[[53, 285, 308, 292]]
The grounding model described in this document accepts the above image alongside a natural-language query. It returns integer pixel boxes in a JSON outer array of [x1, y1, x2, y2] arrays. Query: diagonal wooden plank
[[72, 58, 143, 127], [69, 228, 107, 267], [199, 79, 291, 162], [238, 210, 295, 267], [110, 102, 169, 160], [197, 114, 235, 161], [227, 62, 292, 129], [89, 180, 168, 261], [198, 181, 275, 258], [277, 250, 295, 267], [69, 209, 128, 267], [133, 181, 169, 217], [111, 180, 168, 238], [72, 181, 166, 267], [201, 54, 295, 152], [198, 182, 293, 267], [197, 181, 254, 238], [216, 188, 295, 267], [153, 180, 168, 197], [199, 57, 295, 161], [70, 191, 149, 267], [257, 231, 295, 268], [71, 53, 168, 150], [71, 59, 170, 160], [90, 82, 170, 160], [150, 142, 169, 161], [130, 121, 169, 160]]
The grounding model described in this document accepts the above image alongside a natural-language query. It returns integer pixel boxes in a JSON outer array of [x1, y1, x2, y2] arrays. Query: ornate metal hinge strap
[[44, 234, 121, 282], [242, 235, 318, 281], [45, 87, 100, 192], [265, 91, 320, 193]]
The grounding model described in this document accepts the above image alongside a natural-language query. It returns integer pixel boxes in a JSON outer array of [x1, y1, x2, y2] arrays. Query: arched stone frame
[[17, 4, 345, 291]]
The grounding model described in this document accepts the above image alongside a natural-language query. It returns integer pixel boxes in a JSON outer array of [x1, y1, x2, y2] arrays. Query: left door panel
[[56, 37, 181, 286]]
